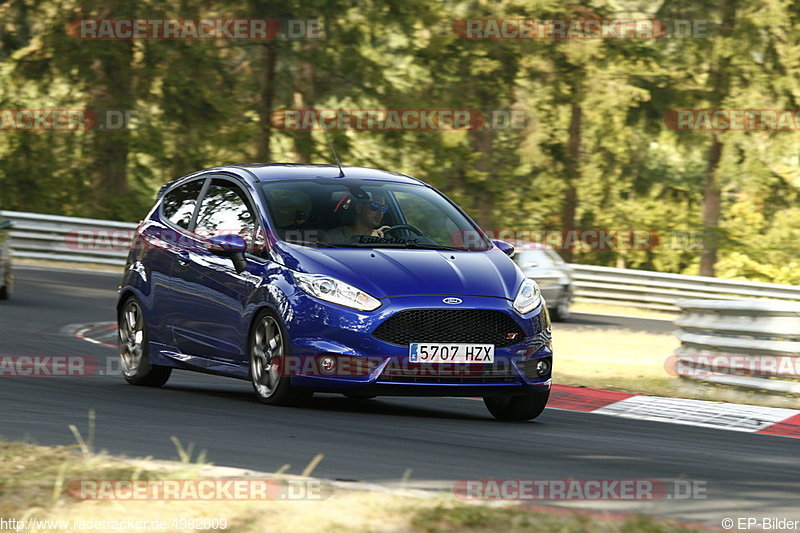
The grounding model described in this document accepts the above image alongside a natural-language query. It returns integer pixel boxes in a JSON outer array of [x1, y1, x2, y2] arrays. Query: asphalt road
[[0, 266, 797, 525]]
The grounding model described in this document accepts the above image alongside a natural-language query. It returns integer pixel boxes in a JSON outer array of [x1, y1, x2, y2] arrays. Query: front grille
[[379, 362, 519, 384], [372, 309, 525, 347]]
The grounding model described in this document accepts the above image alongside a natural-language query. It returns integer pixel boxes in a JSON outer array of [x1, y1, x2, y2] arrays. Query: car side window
[[162, 179, 204, 229], [194, 180, 261, 247], [545, 250, 565, 265]]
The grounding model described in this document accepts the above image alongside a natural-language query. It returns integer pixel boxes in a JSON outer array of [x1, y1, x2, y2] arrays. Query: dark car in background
[[0, 219, 12, 300], [512, 242, 572, 321]]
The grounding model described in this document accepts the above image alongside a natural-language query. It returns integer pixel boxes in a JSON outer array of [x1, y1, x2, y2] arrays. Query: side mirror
[[492, 239, 515, 256], [205, 234, 248, 273]]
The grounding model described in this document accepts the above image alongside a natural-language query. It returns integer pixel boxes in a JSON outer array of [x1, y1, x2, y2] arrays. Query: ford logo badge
[[443, 297, 462, 305]]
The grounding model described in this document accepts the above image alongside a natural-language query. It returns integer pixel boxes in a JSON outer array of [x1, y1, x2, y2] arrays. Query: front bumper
[[281, 292, 553, 396]]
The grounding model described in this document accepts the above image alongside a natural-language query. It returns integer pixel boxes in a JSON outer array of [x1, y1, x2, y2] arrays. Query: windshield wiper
[[348, 241, 470, 251], [286, 240, 338, 248], [288, 239, 474, 252], [290, 240, 386, 249], [401, 242, 467, 251]]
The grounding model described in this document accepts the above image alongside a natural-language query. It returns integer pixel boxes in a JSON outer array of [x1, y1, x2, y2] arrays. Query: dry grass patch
[[0, 440, 711, 533], [552, 327, 800, 409]]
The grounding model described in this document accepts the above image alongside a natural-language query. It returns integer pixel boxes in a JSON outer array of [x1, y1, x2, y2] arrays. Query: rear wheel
[[118, 297, 171, 387], [484, 390, 550, 421], [249, 310, 312, 406]]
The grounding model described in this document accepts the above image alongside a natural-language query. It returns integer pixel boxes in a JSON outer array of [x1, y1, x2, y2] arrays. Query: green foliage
[[0, 0, 798, 282]]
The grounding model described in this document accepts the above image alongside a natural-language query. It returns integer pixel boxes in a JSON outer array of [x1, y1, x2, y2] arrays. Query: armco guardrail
[[0, 210, 135, 266], [570, 264, 800, 311], [3, 210, 800, 310], [673, 299, 800, 393]]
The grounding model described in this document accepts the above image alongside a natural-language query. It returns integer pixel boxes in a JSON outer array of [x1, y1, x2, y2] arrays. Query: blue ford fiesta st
[[117, 164, 552, 420]]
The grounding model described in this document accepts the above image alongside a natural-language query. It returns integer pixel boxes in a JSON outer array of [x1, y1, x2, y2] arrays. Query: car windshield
[[515, 249, 564, 268], [259, 179, 491, 251]]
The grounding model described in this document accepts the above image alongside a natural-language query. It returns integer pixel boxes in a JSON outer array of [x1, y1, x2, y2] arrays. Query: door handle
[[176, 251, 190, 266]]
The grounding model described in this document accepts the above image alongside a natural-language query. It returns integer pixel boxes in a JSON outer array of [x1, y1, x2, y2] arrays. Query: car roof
[[159, 164, 427, 199], [231, 163, 424, 185]]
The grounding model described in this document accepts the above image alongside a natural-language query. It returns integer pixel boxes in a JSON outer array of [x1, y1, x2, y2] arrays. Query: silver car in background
[[512, 242, 572, 321]]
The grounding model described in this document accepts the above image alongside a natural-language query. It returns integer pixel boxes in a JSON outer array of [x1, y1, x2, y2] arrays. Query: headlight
[[513, 278, 542, 315], [292, 272, 381, 311]]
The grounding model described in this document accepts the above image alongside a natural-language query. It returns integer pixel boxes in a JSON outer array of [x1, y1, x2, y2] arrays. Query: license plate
[[409, 343, 495, 363]]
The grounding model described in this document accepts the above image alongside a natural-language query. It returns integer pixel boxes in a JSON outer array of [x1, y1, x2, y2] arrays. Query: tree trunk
[[700, 135, 723, 276], [468, 128, 495, 229], [561, 99, 582, 263], [291, 46, 315, 164], [699, 0, 737, 277], [257, 42, 277, 162], [89, 40, 133, 219]]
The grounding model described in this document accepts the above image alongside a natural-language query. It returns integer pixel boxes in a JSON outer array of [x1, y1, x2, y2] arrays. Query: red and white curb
[[66, 322, 800, 438], [549, 384, 800, 439]]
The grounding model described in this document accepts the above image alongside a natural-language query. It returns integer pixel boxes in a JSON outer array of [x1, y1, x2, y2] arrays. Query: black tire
[[484, 389, 550, 421], [0, 266, 11, 300], [118, 296, 172, 387], [549, 294, 570, 322], [249, 310, 312, 406], [343, 393, 377, 400]]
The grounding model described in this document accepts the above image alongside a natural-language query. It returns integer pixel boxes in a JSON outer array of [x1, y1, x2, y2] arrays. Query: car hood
[[275, 244, 524, 300]]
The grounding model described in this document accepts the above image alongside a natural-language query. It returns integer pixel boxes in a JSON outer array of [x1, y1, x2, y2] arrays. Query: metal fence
[[5, 210, 800, 394], [673, 299, 800, 393], [0, 210, 134, 266], [4, 210, 800, 312], [571, 264, 800, 311]]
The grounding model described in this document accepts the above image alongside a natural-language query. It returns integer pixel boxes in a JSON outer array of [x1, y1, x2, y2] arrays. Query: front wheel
[[118, 296, 171, 387], [484, 390, 550, 421], [343, 393, 377, 400], [249, 311, 311, 406], [549, 290, 571, 322]]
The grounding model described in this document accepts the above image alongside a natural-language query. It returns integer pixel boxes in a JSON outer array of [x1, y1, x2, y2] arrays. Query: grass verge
[[552, 327, 800, 409], [0, 440, 710, 533]]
